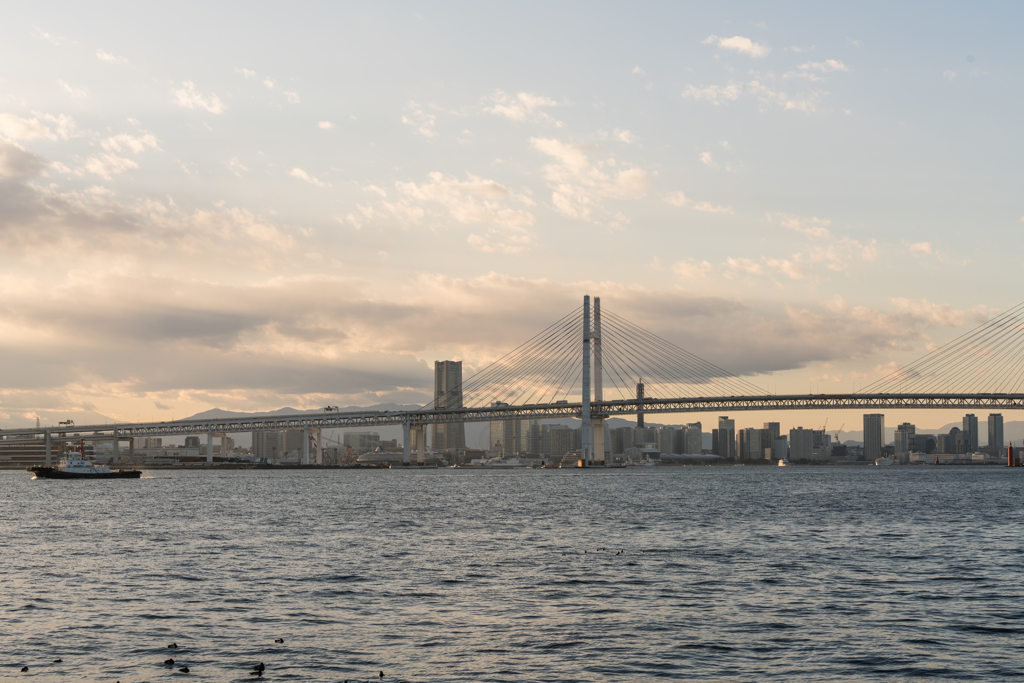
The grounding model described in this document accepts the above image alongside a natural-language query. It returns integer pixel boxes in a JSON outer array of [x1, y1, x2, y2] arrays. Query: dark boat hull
[[27, 467, 142, 479]]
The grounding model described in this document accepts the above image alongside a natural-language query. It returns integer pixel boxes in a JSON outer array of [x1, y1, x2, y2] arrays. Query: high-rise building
[[717, 416, 736, 458], [739, 427, 761, 460], [284, 429, 305, 454], [789, 427, 814, 461], [343, 431, 380, 453], [863, 414, 885, 461], [963, 413, 979, 453], [685, 422, 703, 454], [657, 427, 678, 455], [431, 361, 466, 451], [988, 413, 1004, 451], [894, 422, 915, 455], [542, 425, 578, 456], [949, 426, 964, 454], [184, 436, 200, 449], [611, 427, 634, 454], [772, 436, 788, 460], [253, 431, 284, 462]]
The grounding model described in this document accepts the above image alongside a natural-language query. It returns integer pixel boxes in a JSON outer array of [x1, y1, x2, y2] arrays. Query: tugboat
[[28, 440, 141, 479]]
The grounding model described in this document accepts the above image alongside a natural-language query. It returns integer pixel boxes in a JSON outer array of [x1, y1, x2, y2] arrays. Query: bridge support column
[[314, 429, 323, 465], [594, 297, 604, 466], [45, 430, 51, 468], [403, 420, 411, 464], [302, 428, 309, 465], [221, 434, 227, 460], [112, 435, 119, 464], [128, 438, 134, 463], [581, 295, 592, 465], [417, 425, 426, 465], [207, 432, 213, 464]]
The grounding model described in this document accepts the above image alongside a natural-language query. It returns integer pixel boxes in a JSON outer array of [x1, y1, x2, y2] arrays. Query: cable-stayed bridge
[[6, 295, 1024, 466]]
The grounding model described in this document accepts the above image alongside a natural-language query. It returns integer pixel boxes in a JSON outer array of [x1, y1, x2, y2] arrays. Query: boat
[[875, 456, 895, 466], [777, 458, 790, 466], [28, 453, 141, 479]]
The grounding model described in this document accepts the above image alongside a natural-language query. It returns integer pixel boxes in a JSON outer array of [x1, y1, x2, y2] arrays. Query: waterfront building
[[685, 422, 703, 454], [772, 436, 788, 460], [863, 414, 885, 461], [542, 424, 578, 457], [894, 422, 915, 455], [963, 413, 979, 453], [252, 431, 285, 462], [343, 431, 381, 454], [184, 436, 201, 449], [717, 416, 736, 458], [610, 427, 634, 454], [739, 427, 761, 460], [432, 360, 466, 451], [657, 427, 678, 455], [789, 427, 814, 461], [988, 413, 1004, 451]]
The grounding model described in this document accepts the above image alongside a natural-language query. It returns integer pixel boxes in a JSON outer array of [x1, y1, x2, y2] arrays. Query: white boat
[[777, 458, 790, 467], [875, 456, 895, 466], [29, 453, 141, 479]]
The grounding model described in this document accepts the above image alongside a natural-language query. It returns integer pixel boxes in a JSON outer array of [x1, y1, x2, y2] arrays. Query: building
[[863, 414, 885, 461], [812, 429, 832, 460], [772, 436, 788, 461], [284, 429, 305, 455], [739, 427, 761, 460], [716, 416, 736, 458], [657, 427, 678, 455], [542, 425, 578, 457], [610, 426, 634, 454], [343, 431, 381, 454], [252, 431, 285, 462], [988, 413, 1004, 451], [894, 422, 915, 455], [963, 413, 979, 453], [789, 427, 814, 461], [948, 426, 965, 454], [431, 360, 466, 451], [685, 422, 703, 454], [184, 436, 201, 449], [490, 417, 531, 456]]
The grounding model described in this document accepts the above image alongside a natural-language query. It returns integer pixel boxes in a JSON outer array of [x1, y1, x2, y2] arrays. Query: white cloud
[[84, 154, 140, 179], [944, 70, 957, 81], [101, 133, 161, 154], [702, 35, 770, 58], [467, 226, 536, 254], [613, 128, 636, 143], [235, 67, 256, 79], [700, 152, 718, 168], [692, 202, 733, 214], [632, 66, 646, 75], [290, 167, 329, 187], [171, 82, 226, 114], [747, 80, 822, 112], [285, 91, 300, 104], [484, 90, 559, 122], [681, 82, 743, 105], [396, 172, 536, 230], [767, 212, 832, 238], [226, 157, 248, 177], [726, 257, 764, 276], [96, 49, 126, 64], [663, 191, 688, 207], [530, 137, 651, 222], [263, 77, 276, 89], [32, 28, 66, 46], [0, 138, 46, 179], [318, 121, 335, 130], [673, 259, 712, 278], [57, 80, 88, 98], [362, 185, 387, 197], [786, 59, 850, 81], [401, 100, 437, 138], [0, 113, 56, 141], [890, 298, 990, 327]]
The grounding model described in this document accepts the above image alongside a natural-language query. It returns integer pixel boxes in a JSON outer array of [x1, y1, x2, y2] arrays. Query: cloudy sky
[[2, 2, 1022, 430]]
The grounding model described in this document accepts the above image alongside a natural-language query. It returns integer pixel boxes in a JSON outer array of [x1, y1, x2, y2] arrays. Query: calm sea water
[[1, 466, 1022, 682]]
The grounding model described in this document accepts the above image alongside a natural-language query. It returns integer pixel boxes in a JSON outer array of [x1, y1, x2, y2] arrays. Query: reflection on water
[[1, 467, 1022, 681]]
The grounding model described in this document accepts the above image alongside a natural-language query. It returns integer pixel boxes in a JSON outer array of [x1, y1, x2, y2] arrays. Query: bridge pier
[[302, 428, 309, 465], [594, 296, 604, 466], [45, 430, 51, 467], [403, 420, 411, 464], [416, 425, 426, 464], [582, 295, 592, 465]]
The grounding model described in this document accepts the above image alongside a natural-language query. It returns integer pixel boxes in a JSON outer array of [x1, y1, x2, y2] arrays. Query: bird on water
[[275, 638, 284, 643], [380, 671, 385, 678], [53, 659, 62, 663], [178, 666, 190, 673], [168, 643, 178, 648], [252, 662, 265, 672], [165, 658, 175, 666], [20, 667, 28, 672]]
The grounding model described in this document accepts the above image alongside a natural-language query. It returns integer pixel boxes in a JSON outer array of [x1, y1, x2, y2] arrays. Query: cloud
[[96, 49, 127, 64], [396, 172, 536, 234], [692, 202, 733, 214], [171, 82, 226, 114], [57, 80, 88, 98], [226, 157, 248, 177], [944, 70, 957, 81], [318, 121, 335, 130], [235, 67, 255, 79], [907, 241, 933, 255], [285, 91, 300, 104], [890, 298, 991, 327], [613, 128, 636, 143], [530, 137, 650, 222], [484, 90, 560, 122], [663, 191, 688, 207], [263, 77, 276, 89], [702, 35, 770, 58], [801, 59, 849, 73], [0, 139, 47, 179], [700, 152, 717, 168], [467, 226, 536, 254], [0, 113, 56, 141], [632, 66, 646, 75], [290, 167, 329, 187], [401, 100, 437, 138], [767, 212, 832, 238], [681, 82, 744, 105], [101, 133, 161, 154], [83, 154, 140, 179], [673, 259, 713, 278]]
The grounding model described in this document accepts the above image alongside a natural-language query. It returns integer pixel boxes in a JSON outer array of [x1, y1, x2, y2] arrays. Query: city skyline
[[2, 3, 1023, 428]]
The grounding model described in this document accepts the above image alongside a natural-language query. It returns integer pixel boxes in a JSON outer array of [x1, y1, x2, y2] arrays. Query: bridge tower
[[580, 295, 606, 466], [581, 295, 592, 465], [593, 296, 605, 465]]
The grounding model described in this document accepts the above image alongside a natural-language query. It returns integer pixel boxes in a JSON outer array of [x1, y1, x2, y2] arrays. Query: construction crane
[[833, 423, 844, 444]]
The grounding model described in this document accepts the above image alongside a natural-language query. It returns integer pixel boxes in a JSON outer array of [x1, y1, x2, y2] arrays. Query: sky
[[1, 1, 1023, 432]]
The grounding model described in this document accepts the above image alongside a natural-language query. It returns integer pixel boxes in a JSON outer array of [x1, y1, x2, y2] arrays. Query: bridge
[[4, 295, 1024, 466]]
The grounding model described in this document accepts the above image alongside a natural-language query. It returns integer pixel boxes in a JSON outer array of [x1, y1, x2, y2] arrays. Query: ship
[[28, 453, 142, 479]]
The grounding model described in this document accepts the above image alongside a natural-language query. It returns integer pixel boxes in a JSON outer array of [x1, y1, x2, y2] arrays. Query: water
[[1, 466, 1022, 682]]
